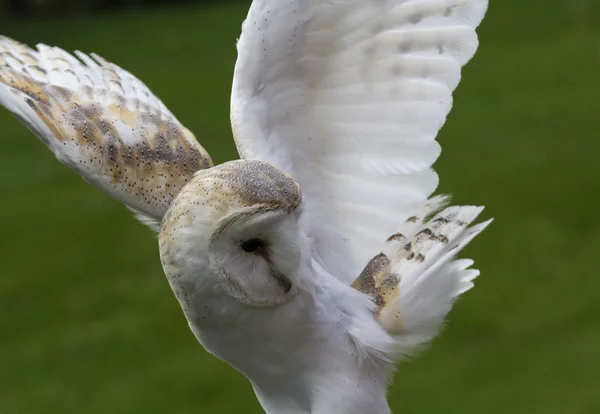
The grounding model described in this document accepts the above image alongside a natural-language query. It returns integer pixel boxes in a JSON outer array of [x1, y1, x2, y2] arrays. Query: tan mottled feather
[[353, 204, 491, 344], [0, 36, 212, 224]]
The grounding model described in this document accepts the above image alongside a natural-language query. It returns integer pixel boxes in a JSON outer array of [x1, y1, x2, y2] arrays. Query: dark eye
[[240, 238, 264, 253]]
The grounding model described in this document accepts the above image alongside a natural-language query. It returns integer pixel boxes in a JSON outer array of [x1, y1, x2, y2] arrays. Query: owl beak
[[270, 268, 292, 294]]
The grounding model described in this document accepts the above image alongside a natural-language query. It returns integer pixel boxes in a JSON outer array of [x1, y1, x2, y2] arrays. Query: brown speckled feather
[[0, 36, 212, 225], [353, 203, 492, 339]]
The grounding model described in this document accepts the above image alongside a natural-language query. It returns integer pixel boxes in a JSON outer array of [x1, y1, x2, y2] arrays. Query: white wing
[[231, 0, 488, 283], [0, 36, 212, 228]]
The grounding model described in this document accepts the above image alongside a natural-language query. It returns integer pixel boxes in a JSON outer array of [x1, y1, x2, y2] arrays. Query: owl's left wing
[[0, 36, 212, 229]]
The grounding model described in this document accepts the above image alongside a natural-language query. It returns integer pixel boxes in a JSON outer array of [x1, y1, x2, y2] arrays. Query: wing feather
[[231, 0, 488, 282], [0, 36, 212, 225]]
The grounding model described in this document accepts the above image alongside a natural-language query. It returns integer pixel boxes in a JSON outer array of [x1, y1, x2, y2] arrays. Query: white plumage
[[1, 0, 490, 413], [232, 0, 488, 286]]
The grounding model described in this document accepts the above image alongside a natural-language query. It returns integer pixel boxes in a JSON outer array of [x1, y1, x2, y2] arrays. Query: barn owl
[[0, 0, 491, 412]]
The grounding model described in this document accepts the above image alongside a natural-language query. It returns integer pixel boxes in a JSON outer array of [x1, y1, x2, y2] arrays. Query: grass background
[[1, 1, 599, 412]]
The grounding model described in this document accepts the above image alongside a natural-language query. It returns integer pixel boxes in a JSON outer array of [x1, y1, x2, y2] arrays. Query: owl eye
[[240, 238, 264, 253]]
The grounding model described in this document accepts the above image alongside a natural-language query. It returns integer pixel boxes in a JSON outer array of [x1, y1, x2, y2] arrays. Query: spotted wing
[[0, 36, 212, 228], [352, 203, 491, 347]]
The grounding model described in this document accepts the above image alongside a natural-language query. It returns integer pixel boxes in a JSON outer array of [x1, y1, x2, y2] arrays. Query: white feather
[[231, 0, 489, 284], [378, 206, 492, 353]]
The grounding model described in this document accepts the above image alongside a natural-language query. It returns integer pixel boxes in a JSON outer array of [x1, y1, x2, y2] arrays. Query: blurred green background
[[1, 0, 599, 413]]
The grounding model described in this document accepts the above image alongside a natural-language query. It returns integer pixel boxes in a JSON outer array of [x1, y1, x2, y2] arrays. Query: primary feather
[[352, 202, 492, 353], [231, 0, 488, 285], [0, 36, 212, 227]]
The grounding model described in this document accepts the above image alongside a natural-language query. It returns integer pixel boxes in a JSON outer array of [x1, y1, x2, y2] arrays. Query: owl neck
[[199, 277, 395, 414], [250, 304, 394, 413], [250, 355, 393, 414]]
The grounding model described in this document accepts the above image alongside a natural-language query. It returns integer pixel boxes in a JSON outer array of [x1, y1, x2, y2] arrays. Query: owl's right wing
[[231, 0, 488, 283], [0, 36, 212, 230]]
